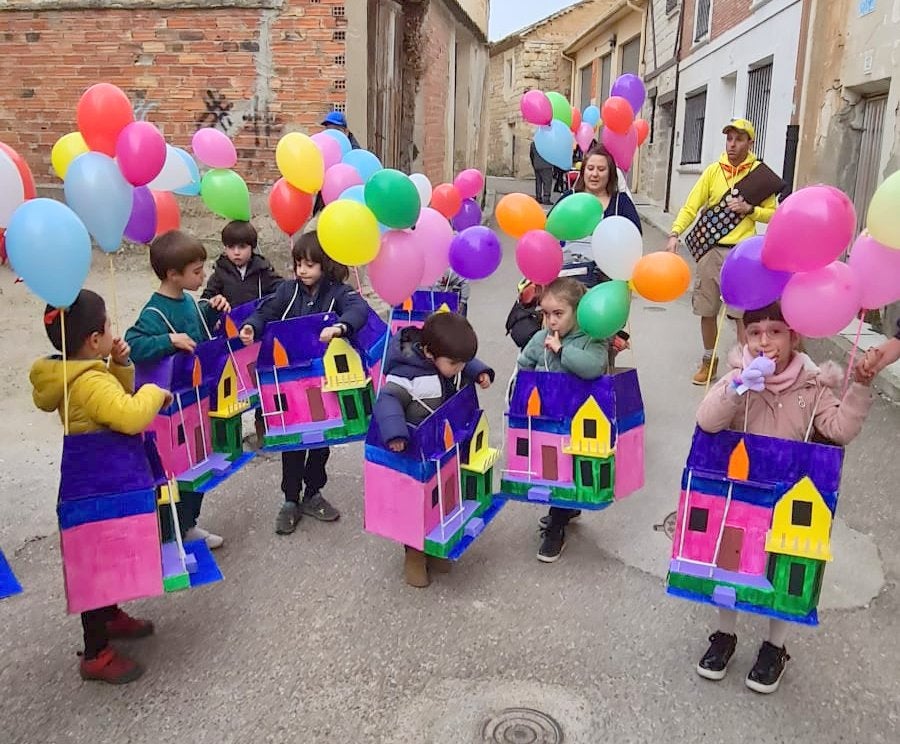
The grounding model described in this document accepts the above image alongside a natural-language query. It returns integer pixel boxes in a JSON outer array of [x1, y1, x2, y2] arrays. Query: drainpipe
[[663, 2, 685, 213]]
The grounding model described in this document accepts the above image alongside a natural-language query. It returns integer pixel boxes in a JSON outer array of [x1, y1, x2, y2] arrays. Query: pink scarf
[[741, 347, 806, 394]]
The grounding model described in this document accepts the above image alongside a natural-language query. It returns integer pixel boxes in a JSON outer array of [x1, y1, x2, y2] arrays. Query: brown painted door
[[717, 527, 744, 571], [194, 426, 206, 463], [541, 446, 558, 481], [442, 473, 458, 514], [306, 387, 326, 421]]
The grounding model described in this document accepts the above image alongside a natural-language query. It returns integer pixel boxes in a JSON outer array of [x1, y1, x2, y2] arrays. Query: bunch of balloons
[[720, 180, 900, 338], [599, 74, 650, 172]]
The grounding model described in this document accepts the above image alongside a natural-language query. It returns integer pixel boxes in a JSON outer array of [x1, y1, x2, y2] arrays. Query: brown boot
[[692, 356, 719, 386], [404, 547, 430, 588], [427, 555, 452, 574]]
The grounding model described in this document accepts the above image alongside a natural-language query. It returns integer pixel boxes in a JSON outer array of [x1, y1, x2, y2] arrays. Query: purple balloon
[[720, 235, 792, 311], [449, 225, 502, 280], [125, 186, 157, 244], [610, 74, 646, 115], [451, 198, 482, 231]]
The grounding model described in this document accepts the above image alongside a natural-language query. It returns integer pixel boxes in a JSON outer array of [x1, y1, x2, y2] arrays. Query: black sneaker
[[696, 631, 737, 681], [301, 491, 340, 522], [746, 641, 790, 694], [536, 527, 565, 563], [539, 510, 582, 528], [275, 501, 302, 535]]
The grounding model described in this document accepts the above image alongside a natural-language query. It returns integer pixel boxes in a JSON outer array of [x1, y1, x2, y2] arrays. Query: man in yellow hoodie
[[665, 119, 778, 384]]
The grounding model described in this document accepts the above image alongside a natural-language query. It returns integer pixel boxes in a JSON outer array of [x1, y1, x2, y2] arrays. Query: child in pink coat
[[693, 301, 874, 694]]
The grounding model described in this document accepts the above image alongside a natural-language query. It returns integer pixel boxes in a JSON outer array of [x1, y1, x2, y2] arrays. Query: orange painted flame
[[727, 439, 750, 481], [273, 338, 288, 368], [526, 387, 541, 417], [191, 357, 202, 388]]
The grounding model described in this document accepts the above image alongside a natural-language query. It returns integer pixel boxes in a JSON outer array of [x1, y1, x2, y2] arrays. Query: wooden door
[[541, 446, 558, 481], [717, 526, 743, 572], [306, 387, 326, 422]]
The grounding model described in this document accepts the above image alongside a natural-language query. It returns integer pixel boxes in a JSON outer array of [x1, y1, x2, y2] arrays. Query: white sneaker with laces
[[185, 526, 224, 550]]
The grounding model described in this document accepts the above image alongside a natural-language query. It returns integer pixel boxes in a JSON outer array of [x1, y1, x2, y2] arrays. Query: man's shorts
[[692, 246, 745, 319]]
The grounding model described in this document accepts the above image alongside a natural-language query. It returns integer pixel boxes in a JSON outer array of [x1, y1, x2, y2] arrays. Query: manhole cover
[[481, 708, 563, 743], [643, 306, 667, 312], [653, 511, 678, 540]]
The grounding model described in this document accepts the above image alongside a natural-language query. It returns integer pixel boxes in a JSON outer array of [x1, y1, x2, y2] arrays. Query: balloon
[[591, 215, 643, 280], [364, 169, 421, 229], [410, 173, 433, 207], [546, 193, 605, 241], [125, 186, 157, 244], [610, 74, 646, 115], [866, 170, 900, 249], [64, 152, 133, 253], [0, 142, 36, 228], [521, 90, 553, 126], [449, 226, 502, 280], [276, 132, 325, 194], [151, 190, 180, 236], [454, 169, 485, 200], [5, 199, 92, 308], [631, 252, 691, 302], [318, 201, 381, 266], [368, 230, 426, 305], [577, 281, 631, 340], [76, 83, 134, 156], [171, 149, 202, 196], [338, 184, 366, 204], [451, 198, 482, 231], [192, 127, 237, 169], [51, 132, 89, 180], [546, 92, 572, 128], [575, 122, 595, 152], [321, 128, 353, 155], [582, 105, 601, 128], [516, 230, 563, 285], [147, 145, 193, 192], [601, 124, 638, 171], [115, 121, 166, 186], [342, 149, 383, 183], [570, 107, 582, 134], [847, 234, 900, 309], [601, 96, 635, 135], [535, 119, 575, 171], [496, 193, 546, 239], [415, 207, 456, 285], [200, 169, 250, 221], [269, 177, 313, 236], [634, 119, 650, 146], [781, 262, 861, 338], [761, 185, 855, 273], [720, 236, 792, 311], [310, 131, 343, 170], [322, 163, 364, 205], [431, 183, 463, 220]]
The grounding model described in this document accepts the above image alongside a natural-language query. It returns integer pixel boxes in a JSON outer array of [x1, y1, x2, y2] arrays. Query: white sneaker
[[184, 526, 224, 550]]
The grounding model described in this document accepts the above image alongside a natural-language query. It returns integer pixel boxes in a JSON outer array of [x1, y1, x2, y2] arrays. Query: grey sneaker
[[301, 491, 340, 522], [275, 501, 302, 534]]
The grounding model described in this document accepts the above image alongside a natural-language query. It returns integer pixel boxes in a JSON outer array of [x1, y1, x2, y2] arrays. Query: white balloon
[[591, 216, 643, 280], [146, 144, 192, 191], [0, 150, 26, 228], [410, 173, 433, 208]]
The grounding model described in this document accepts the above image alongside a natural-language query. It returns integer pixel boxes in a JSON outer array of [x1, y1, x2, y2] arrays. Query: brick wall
[[711, 0, 751, 39], [418, 1, 454, 183]]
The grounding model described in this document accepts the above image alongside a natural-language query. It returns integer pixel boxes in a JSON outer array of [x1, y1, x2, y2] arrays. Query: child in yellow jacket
[[30, 289, 171, 685]]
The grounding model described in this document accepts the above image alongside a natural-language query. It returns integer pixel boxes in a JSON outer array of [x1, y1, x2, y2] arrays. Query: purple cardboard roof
[[59, 430, 157, 501], [509, 369, 644, 424], [392, 290, 460, 315], [225, 299, 261, 329], [134, 337, 230, 395]]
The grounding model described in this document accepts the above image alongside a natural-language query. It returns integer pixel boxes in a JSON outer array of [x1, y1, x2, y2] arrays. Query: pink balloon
[[191, 128, 237, 169], [516, 229, 563, 285], [311, 131, 343, 170], [414, 207, 455, 285], [453, 169, 484, 200], [115, 122, 166, 186], [761, 186, 856, 273], [322, 163, 363, 205], [601, 124, 638, 171], [847, 234, 900, 309], [781, 261, 862, 338], [368, 229, 425, 305], [520, 90, 553, 126], [575, 122, 595, 153]]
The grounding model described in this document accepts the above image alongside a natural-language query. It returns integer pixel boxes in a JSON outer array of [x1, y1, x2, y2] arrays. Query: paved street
[[1, 220, 898, 744]]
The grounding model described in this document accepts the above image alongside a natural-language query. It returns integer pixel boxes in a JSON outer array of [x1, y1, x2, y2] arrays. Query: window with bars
[[681, 90, 707, 164], [745, 62, 772, 157], [694, 0, 712, 42]]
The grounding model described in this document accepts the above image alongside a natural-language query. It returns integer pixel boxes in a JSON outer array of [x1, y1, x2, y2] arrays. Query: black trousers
[[546, 507, 574, 530], [81, 605, 117, 659], [534, 168, 553, 202], [281, 447, 330, 502]]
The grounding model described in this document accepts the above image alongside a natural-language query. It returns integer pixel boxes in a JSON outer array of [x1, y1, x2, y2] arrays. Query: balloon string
[[353, 267, 363, 294], [842, 312, 864, 398], [60, 308, 70, 436], [108, 253, 120, 337], [706, 305, 727, 393]]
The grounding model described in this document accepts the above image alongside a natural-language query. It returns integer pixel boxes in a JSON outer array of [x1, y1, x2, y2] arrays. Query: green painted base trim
[[500, 478, 596, 505], [163, 574, 190, 593], [424, 526, 465, 559]]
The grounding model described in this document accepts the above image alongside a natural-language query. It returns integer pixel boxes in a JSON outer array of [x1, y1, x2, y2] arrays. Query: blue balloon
[[64, 152, 133, 253], [337, 184, 366, 204], [582, 105, 601, 127], [342, 149, 383, 183], [322, 128, 353, 156], [535, 120, 575, 171], [6, 199, 92, 308], [172, 148, 201, 196]]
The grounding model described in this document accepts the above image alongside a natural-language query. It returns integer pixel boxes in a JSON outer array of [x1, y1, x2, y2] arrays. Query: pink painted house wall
[[505, 428, 572, 483], [151, 397, 212, 477], [232, 343, 261, 392], [614, 426, 645, 500], [259, 377, 342, 426]]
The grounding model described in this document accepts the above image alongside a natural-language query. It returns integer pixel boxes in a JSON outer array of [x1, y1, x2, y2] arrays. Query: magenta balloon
[[124, 185, 157, 243], [610, 74, 646, 115], [451, 198, 482, 231], [311, 131, 343, 170], [322, 163, 363, 205], [516, 229, 563, 285], [520, 90, 553, 126], [720, 236, 792, 310], [368, 230, 425, 306], [449, 225, 502, 280], [781, 261, 861, 338], [414, 207, 455, 285], [191, 127, 237, 169], [453, 169, 485, 200], [115, 121, 166, 186], [761, 186, 856, 273], [575, 122, 595, 153], [601, 124, 638, 171], [847, 234, 900, 309]]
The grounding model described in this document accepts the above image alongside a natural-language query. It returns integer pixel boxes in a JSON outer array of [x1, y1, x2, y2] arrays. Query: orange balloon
[[634, 118, 650, 146], [570, 107, 582, 133], [151, 190, 181, 236], [431, 183, 463, 220], [631, 252, 691, 303], [496, 193, 547, 239], [76, 83, 134, 156], [601, 96, 634, 135]]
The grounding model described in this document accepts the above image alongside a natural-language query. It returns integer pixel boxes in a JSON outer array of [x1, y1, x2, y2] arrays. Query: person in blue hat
[[321, 111, 361, 150]]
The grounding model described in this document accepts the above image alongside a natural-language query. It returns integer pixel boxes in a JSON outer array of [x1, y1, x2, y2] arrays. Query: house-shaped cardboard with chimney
[[390, 290, 461, 335], [666, 428, 842, 625], [0, 548, 22, 600], [499, 369, 645, 509], [218, 298, 263, 416]]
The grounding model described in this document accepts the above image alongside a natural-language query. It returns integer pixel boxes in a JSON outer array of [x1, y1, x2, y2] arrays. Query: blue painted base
[[185, 451, 256, 494], [666, 585, 819, 626], [0, 549, 22, 599], [262, 434, 364, 453], [183, 540, 223, 588], [495, 491, 614, 512], [447, 497, 507, 561]]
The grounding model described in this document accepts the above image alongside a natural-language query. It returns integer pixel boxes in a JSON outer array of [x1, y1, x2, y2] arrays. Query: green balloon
[[546, 91, 572, 128], [545, 193, 604, 241], [200, 169, 250, 221], [364, 169, 421, 229], [576, 281, 630, 340]]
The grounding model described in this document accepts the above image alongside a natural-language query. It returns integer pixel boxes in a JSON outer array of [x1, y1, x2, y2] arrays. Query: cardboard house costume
[[0, 548, 22, 599], [389, 291, 462, 335]]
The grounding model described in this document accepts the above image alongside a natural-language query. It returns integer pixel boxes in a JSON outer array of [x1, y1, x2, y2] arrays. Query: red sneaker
[[106, 609, 155, 640], [79, 647, 144, 685]]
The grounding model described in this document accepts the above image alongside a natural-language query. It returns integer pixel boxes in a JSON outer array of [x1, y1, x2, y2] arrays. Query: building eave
[[563, 0, 635, 55]]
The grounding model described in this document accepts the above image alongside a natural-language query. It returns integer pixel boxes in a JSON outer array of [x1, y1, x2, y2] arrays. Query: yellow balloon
[[276, 132, 324, 194], [51, 132, 88, 180], [317, 201, 380, 266], [867, 170, 900, 250]]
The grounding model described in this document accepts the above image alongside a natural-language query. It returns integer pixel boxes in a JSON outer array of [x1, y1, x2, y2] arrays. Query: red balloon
[[269, 177, 313, 235], [634, 118, 650, 146], [601, 96, 635, 135], [431, 183, 463, 220], [0, 142, 36, 199], [76, 83, 135, 156], [570, 107, 582, 134], [151, 190, 180, 236]]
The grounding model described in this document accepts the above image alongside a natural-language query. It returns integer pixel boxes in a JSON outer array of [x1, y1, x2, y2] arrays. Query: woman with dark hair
[[571, 145, 642, 233]]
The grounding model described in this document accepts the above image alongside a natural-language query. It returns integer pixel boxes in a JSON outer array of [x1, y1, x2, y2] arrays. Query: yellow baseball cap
[[723, 118, 756, 140]]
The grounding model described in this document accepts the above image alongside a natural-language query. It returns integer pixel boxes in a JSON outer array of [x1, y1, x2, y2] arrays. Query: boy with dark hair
[[202, 220, 283, 308]]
